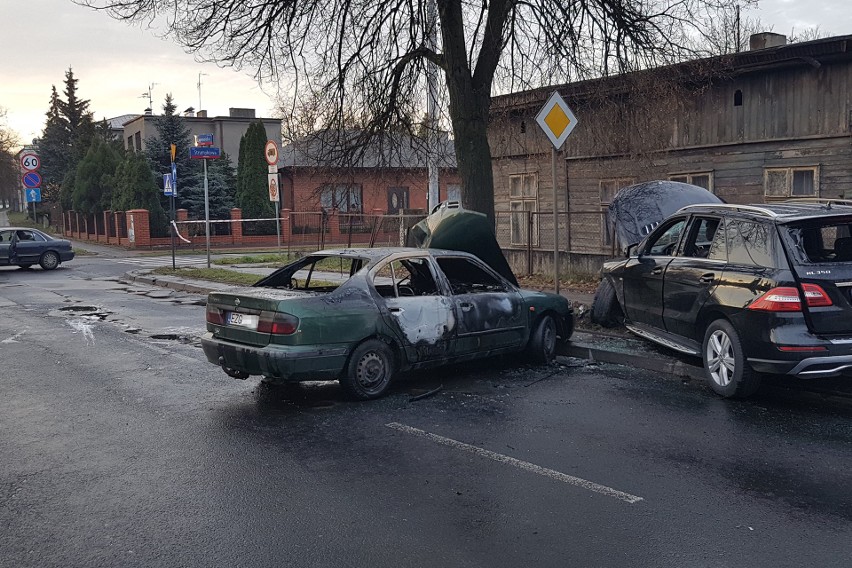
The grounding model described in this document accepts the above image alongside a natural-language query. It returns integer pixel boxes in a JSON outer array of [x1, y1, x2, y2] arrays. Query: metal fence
[[494, 210, 616, 277], [175, 212, 427, 255]]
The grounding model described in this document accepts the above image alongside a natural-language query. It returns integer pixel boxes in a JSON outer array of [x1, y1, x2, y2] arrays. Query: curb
[[559, 339, 704, 381]]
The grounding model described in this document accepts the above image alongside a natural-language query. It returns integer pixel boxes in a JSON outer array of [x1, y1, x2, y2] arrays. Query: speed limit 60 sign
[[21, 153, 40, 171]]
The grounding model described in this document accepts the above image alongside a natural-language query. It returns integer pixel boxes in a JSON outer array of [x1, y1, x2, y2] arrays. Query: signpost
[[20, 152, 41, 222], [26, 188, 42, 203], [266, 140, 281, 252], [20, 153, 40, 172], [535, 91, 578, 294], [22, 172, 42, 188], [191, 137, 221, 268]]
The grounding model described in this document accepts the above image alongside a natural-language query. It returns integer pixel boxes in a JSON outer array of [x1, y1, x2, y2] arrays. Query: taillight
[[206, 304, 224, 324], [748, 284, 833, 312], [257, 311, 299, 335]]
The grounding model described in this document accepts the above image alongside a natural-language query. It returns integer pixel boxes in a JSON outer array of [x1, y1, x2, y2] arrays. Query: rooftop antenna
[[197, 72, 209, 112], [140, 82, 158, 111]]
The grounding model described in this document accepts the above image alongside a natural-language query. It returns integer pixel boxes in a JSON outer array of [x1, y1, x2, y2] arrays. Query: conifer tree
[[71, 138, 122, 214], [112, 151, 169, 235], [236, 121, 275, 233]]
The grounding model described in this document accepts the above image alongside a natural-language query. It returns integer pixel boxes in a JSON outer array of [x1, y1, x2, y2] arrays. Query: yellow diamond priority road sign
[[535, 91, 578, 149]]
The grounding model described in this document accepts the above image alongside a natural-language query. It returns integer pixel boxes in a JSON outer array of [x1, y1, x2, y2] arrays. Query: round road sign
[[21, 153, 40, 172], [264, 140, 279, 166], [22, 172, 42, 188]]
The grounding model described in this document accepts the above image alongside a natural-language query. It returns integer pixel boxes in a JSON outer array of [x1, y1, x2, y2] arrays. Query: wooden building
[[488, 33, 852, 273]]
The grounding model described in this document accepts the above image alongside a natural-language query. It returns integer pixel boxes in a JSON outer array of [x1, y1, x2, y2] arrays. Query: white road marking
[[386, 422, 644, 504]]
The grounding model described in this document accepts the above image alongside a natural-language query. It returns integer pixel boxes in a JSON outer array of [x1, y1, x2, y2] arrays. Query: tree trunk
[[439, 0, 497, 224], [447, 89, 495, 223]]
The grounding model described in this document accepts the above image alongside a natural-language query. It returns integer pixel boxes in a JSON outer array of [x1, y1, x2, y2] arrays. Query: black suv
[[591, 200, 852, 398]]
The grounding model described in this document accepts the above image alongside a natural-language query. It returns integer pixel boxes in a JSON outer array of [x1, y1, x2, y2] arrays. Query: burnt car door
[[434, 256, 525, 356], [373, 255, 456, 363], [621, 216, 688, 329], [661, 215, 727, 341]]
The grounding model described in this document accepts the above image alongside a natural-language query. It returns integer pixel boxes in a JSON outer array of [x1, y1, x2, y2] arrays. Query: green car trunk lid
[[207, 287, 314, 348]]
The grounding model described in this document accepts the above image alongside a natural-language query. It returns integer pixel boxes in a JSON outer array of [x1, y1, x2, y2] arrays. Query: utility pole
[[426, 0, 440, 212]]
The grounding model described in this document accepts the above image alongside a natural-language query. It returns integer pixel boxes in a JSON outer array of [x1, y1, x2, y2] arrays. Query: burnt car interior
[[255, 255, 367, 292], [790, 223, 852, 262], [374, 258, 440, 298], [436, 257, 506, 294]]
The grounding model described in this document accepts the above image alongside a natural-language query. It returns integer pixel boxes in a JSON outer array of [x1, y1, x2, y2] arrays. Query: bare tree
[[0, 107, 20, 210], [80, 0, 743, 221]]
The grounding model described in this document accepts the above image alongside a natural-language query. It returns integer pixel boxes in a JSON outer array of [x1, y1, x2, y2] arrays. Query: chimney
[[183, 107, 195, 117], [196, 110, 208, 118], [750, 32, 787, 51], [144, 107, 153, 116]]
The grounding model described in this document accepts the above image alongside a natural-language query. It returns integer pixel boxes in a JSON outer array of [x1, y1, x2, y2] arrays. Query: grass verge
[[151, 267, 261, 286]]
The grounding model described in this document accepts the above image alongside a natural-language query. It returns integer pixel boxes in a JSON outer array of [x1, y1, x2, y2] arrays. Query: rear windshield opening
[[256, 255, 368, 292], [788, 222, 852, 263]]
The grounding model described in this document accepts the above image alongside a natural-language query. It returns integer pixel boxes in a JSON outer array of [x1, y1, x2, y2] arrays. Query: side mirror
[[626, 243, 639, 258]]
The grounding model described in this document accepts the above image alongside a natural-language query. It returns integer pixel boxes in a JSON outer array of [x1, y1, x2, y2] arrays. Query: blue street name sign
[[195, 134, 214, 147], [163, 173, 176, 196], [189, 147, 221, 159], [22, 172, 42, 188], [26, 188, 42, 203]]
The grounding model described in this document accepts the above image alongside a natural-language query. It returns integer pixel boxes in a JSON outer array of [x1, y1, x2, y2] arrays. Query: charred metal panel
[[383, 296, 455, 362]]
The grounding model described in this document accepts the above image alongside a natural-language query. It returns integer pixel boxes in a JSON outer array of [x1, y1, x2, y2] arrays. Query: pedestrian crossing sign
[[163, 173, 176, 196]]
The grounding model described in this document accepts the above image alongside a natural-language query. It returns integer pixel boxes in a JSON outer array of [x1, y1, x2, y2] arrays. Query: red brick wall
[[282, 167, 461, 213]]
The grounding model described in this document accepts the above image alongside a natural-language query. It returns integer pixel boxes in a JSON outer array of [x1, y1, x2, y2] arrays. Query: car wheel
[[340, 339, 395, 400], [590, 278, 623, 327], [526, 314, 557, 364], [702, 319, 762, 398], [39, 251, 60, 271]]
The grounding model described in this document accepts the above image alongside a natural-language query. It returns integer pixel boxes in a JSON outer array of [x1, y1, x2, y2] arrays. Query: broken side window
[[373, 257, 440, 298], [435, 257, 506, 295], [256, 255, 367, 291]]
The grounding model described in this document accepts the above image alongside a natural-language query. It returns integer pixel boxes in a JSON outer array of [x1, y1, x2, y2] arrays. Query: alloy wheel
[[706, 329, 735, 387]]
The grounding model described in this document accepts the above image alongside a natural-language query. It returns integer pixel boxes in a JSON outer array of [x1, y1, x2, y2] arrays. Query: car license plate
[[226, 311, 259, 330]]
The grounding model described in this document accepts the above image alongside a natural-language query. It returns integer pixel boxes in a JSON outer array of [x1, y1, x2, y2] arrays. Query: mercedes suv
[[591, 200, 852, 398]]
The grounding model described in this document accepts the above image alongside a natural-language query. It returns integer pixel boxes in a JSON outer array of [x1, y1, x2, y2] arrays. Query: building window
[[600, 177, 634, 247], [127, 135, 134, 151], [764, 167, 819, 199], [320, 184, 363, 213], [734, 90, 743, 107], [134, 132, 142, 152], [669, 172, 713, 192], [386, 187, 409, 214], [510, 173, 538, 246]]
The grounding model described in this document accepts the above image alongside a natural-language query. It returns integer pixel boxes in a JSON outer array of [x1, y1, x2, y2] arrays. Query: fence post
[[526, 210, 533, 276]]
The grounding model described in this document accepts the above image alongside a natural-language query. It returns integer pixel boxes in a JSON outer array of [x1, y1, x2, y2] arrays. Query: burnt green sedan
[[202, 248, 574, 400]]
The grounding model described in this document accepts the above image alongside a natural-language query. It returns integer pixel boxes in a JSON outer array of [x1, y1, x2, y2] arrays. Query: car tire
[[526, 314, 557, 364], [590, 278, 623, 327], [340, 339, 395, 400], [39, 251, 60, 271], [702, 319, 762, 398]]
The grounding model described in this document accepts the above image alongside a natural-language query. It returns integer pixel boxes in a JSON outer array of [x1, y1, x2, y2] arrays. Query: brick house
[[488, 33, 852, 273], [279, 131, 462, 215]]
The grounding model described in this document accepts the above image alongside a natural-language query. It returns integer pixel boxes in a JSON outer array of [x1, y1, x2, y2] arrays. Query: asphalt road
[[1, 254, 852, 567]]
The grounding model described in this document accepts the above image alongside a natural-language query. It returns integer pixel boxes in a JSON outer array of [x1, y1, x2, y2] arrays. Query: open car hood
[[407, 202, 519, 285], [608, 181, 724, 251]]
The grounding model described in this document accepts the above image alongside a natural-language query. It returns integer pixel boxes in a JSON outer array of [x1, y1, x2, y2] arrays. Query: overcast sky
[[2, 1, 851, 147]]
